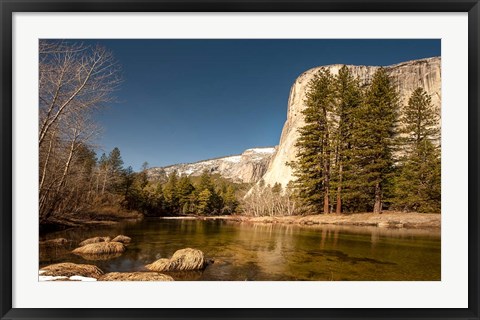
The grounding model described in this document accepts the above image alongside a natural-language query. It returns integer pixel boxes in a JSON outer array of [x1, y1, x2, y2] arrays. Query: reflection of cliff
[[261, 57, 441, 188]]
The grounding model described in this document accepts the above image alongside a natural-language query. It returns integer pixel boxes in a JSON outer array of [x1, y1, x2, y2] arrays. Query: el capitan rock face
[[260, 57, 441, 188]]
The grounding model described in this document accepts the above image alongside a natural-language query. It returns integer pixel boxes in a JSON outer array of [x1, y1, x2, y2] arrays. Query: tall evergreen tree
[[222, 185, 238, 214], [392, 88, 441, 212], [106, 147, 125, 193], [400, 87, 439, 147], [153, 182, 166, 214], [197, 170, 215, 192], [195, 170, 222, 214], [122, 165, 136, 209], [108, 147, 124, 174], [177, 176, 195, 214], [331, 66, 363, 214], [163, 170, 179, 214], [346, 68, 399, 213], [196, 189, 213, 215], [292, 68, 335, 214], [138, 161, 149, 189]]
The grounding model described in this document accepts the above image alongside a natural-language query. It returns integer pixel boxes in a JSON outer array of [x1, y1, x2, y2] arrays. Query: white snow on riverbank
[[39, 270, 98, 281]]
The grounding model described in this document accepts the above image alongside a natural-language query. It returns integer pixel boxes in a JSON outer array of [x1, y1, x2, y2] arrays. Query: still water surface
[[40, 218, 440, 281]]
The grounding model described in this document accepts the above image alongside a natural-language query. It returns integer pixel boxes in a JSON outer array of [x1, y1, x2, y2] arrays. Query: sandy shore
[[165, 211, 441, 229]]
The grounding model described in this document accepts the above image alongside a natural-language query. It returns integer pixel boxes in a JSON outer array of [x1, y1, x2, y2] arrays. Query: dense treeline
[[122, 166, 241, 216], [290, 66, 441, 214]]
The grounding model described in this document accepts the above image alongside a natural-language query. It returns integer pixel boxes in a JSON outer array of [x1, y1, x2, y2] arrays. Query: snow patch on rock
[[148, 147, 276, 183]]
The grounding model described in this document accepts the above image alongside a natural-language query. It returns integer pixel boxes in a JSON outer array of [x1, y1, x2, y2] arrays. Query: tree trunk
[[323, 128, 330, 214], [101, 168, 109, 195], [40, 132, 55, 191], [373, 182, 382, 214], [56, 129, 78, 194], [336, 163, 343, 214]]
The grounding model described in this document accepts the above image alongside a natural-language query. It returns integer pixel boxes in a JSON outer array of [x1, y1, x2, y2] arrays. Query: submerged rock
[[40, 238, 69, 247], [146, 248, 206, 272], [72, 241, 125, 255], [111, 235, 131, 244], [99, 272, 174, 281], [79, 236, 111, 246]]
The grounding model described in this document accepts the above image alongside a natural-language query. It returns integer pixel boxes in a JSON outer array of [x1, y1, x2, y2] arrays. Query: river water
[[40, 218, 441, 281]]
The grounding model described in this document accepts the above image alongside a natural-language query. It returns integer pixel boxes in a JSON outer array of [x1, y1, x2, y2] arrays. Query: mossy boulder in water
[[146, 248, 206, 272], [111, 235, 131, 244], [72, 241, 125, 255], [79, 236, 111, 246]]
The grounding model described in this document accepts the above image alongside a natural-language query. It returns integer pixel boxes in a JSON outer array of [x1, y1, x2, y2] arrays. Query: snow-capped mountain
[[147, 147, 276, 183]]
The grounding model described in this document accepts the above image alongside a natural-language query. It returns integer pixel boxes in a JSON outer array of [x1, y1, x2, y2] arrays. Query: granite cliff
[[260, 57, 441, 188]]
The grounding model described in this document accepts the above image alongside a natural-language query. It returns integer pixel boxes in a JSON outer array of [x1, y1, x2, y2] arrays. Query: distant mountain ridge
[[147, 147, 276, 183]]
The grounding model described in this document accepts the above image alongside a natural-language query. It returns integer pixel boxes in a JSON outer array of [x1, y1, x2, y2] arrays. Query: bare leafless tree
[[39, 40, 121, 221], [242, 184, 298, 217]]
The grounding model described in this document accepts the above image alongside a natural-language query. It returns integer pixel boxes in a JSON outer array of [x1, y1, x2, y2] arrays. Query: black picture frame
[[1, 1, 479, 319]]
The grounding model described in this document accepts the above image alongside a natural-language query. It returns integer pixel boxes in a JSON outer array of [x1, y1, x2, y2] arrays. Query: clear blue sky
[[85, 39, 440, 170]]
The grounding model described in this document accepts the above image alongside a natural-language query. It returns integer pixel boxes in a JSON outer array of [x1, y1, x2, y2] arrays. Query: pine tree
[[197, 170, 215, 192], [222, 185, 238, 214], [138, 161, 149, 189], [392, 88, 441, 212], [346, 68, 399, 213], [401, 87, 439, 147], [331, 66, 363, 214], [272, 182, 282, 194], [177, 176, 195, 214], [196, 189, 213, 215], [292, 68, 335, 214], [122, 166, 136, 209], [154, 182, 166, 214], [107, 147, 125, 193], [108, 147, 124, 174], [163, 170, 179, 214], [194, 170, 223, 214]]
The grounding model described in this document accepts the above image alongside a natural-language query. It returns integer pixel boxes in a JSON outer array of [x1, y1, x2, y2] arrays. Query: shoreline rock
[[39, 262, 104, 279]]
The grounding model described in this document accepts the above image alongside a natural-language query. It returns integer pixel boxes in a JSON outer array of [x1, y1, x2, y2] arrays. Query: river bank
[[163, 211, 441, 229], [40, 207, 144, 233], [42, 210, 440, 234]]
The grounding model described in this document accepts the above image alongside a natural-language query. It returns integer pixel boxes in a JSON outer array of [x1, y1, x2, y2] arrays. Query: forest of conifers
[[290, 67, 440, 215], [39, 40, 440, 224]]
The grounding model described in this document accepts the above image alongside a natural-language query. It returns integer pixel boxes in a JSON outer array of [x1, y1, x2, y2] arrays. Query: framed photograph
[[1, 1, 478, 319]]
